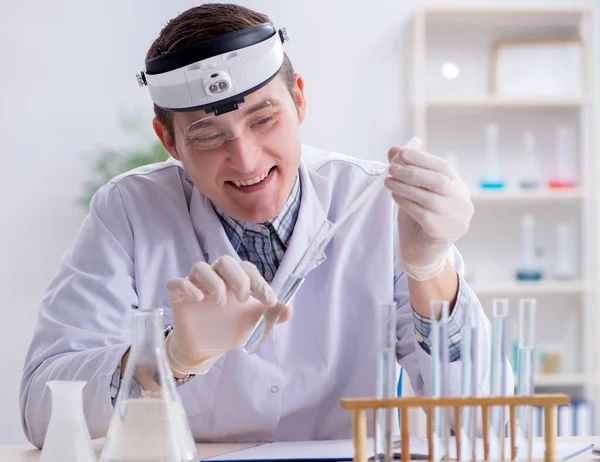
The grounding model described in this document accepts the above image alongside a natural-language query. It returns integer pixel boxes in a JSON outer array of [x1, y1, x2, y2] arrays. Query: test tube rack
[[341, 393, 569, 461]]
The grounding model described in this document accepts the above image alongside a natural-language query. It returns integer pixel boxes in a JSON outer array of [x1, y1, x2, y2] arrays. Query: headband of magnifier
[[136, 23, 289, 116]]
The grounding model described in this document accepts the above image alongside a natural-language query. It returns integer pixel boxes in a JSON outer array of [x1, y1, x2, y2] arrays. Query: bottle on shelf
[[555, 221, 576, 280], [548, 126, 577, 189], [516, 214, 543, 281], [479, 122, 506, 190], [518, 132, 541, 189]]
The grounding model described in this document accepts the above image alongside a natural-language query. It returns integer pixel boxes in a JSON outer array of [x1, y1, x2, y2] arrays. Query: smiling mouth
[[229, 167, 275, 187]]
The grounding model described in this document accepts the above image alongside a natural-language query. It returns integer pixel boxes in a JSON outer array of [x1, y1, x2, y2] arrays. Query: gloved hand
[[165, 255, 292, 375], [384, 145, 474, 281]]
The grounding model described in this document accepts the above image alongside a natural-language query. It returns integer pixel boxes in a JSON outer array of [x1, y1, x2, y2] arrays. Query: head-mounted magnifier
[[137, 23, 290, 116]]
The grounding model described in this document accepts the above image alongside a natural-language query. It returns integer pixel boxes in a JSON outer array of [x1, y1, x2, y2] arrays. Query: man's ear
[[291, 73, 306, 123], [153, 117, 180, 161]]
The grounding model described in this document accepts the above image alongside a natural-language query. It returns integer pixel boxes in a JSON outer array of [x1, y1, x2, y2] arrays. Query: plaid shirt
[[412, 280, 468, 362], [213, 174, 301, 283]]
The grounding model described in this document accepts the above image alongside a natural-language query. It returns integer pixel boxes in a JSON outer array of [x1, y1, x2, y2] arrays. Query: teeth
[[232, 170, 270, 187]]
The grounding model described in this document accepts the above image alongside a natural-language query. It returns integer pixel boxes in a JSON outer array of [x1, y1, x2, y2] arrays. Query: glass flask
[[100, 308, 197, 462], [40, 381, 95, 462]]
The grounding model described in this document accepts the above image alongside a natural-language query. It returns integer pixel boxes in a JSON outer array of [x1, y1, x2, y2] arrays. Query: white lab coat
[[20, 145, 514, 448]]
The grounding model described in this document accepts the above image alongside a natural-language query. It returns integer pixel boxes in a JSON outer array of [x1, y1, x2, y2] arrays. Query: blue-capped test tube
[[489, 298, 509, 461], [515, 298, 536, 460], [375, 301, 398, 462], [459, 307, 478, 460], [431, 300, 450, 461]]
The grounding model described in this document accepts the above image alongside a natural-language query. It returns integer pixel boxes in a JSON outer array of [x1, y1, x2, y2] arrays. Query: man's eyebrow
[[187, 116, 217, 133], [244, 99, 282, 116], [187, 99, 282, 133]]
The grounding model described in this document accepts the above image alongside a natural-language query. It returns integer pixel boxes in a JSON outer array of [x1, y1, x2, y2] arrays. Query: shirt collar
[[213, 173, 301, 247]]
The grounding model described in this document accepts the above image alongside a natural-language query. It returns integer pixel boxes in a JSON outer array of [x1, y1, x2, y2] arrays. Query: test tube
[[515, 299, 536, 460], [431, 300, 450, 461], [480, 122, 505, 190], [489, 298, 509, 461], [459, 307, 478, 460], [375, 302, 398, 462], [243, 219, 333, 354]]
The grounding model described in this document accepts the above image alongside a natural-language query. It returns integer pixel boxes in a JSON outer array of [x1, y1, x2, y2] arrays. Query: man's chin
[[241, 205, 284, 224]]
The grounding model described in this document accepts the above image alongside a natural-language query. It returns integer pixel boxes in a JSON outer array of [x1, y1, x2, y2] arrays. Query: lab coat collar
[[189, 188, 239, 265], [269, 160, 330, 294], [188, 157, 330, 294]]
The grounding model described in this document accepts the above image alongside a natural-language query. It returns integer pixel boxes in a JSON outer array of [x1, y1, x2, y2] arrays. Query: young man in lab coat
[[20, 3, 513, 448]]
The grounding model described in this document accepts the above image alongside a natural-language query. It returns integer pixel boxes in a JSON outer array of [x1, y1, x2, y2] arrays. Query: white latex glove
[[165, 255, 292, 375], [384, 145, 474, 281]]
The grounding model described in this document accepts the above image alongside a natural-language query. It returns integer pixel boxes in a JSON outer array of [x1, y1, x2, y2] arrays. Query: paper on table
[[442, 437, 592, 460], [203, 437, 592, 462], [203, 437, 428, 461]]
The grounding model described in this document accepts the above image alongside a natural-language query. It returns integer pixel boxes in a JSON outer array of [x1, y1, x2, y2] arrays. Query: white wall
[[0, 0, 593, 445]]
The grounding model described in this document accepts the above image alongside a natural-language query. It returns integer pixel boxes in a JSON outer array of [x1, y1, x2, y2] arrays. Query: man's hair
[[145, 3, 296, 140]]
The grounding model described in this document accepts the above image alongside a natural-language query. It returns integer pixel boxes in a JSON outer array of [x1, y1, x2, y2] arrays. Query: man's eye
[[190, 133, 225, 149], [192, 134, 221, 143], [254, 115, 275, 126], [201, 134, 222, 141]]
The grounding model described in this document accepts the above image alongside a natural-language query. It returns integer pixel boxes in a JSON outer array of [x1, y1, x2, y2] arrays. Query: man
[[20, 3, 513, 448]]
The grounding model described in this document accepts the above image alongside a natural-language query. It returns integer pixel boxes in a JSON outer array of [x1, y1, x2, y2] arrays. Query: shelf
[[469, 280, 586, 295], [425, 97, 588, 109], [470, 188, 584, 203], [533, 373, 589, 387], [515, 374, 589, 387], [422, 7, 590, 21]]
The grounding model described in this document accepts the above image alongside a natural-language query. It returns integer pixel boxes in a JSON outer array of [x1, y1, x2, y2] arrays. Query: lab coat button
[[270, 385, 279, 393]]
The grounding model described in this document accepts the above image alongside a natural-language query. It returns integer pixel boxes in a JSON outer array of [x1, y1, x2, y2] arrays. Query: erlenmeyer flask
[[100, 308, 197, 462], [40, 380, 95, 462]]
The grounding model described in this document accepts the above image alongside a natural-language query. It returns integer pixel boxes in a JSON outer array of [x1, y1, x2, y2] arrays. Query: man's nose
[[226, 137, 262, 173]]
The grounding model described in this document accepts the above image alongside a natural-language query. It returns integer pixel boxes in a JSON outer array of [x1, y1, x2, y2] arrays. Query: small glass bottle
[[518, 132, 541, 189], [555, 221, 576, 280], [480, 122, 505, 190], [100, 308, 197, 462], [548, 126, 577, 189], [516, 214, 543, 281]]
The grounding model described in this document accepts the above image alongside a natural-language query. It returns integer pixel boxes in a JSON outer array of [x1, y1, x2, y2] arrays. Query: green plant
[[80, 115, 169, 208]]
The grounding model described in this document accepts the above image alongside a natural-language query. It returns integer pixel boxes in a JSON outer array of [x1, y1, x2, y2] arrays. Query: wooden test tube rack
[[340, 394, 570, 461]]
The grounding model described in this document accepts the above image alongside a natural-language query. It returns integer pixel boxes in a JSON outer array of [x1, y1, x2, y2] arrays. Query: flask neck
[[130, 309, 166, 358], [123, 308, 174, 397], [47, 381, 86, 420]]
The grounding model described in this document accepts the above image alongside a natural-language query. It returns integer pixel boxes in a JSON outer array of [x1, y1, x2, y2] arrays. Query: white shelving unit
[[471, 188, 585, 203], [533, 373, 591, 387], [409, 3, 599, 436], [426, 97, 588, 108], [470, 279, 587, 296]]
